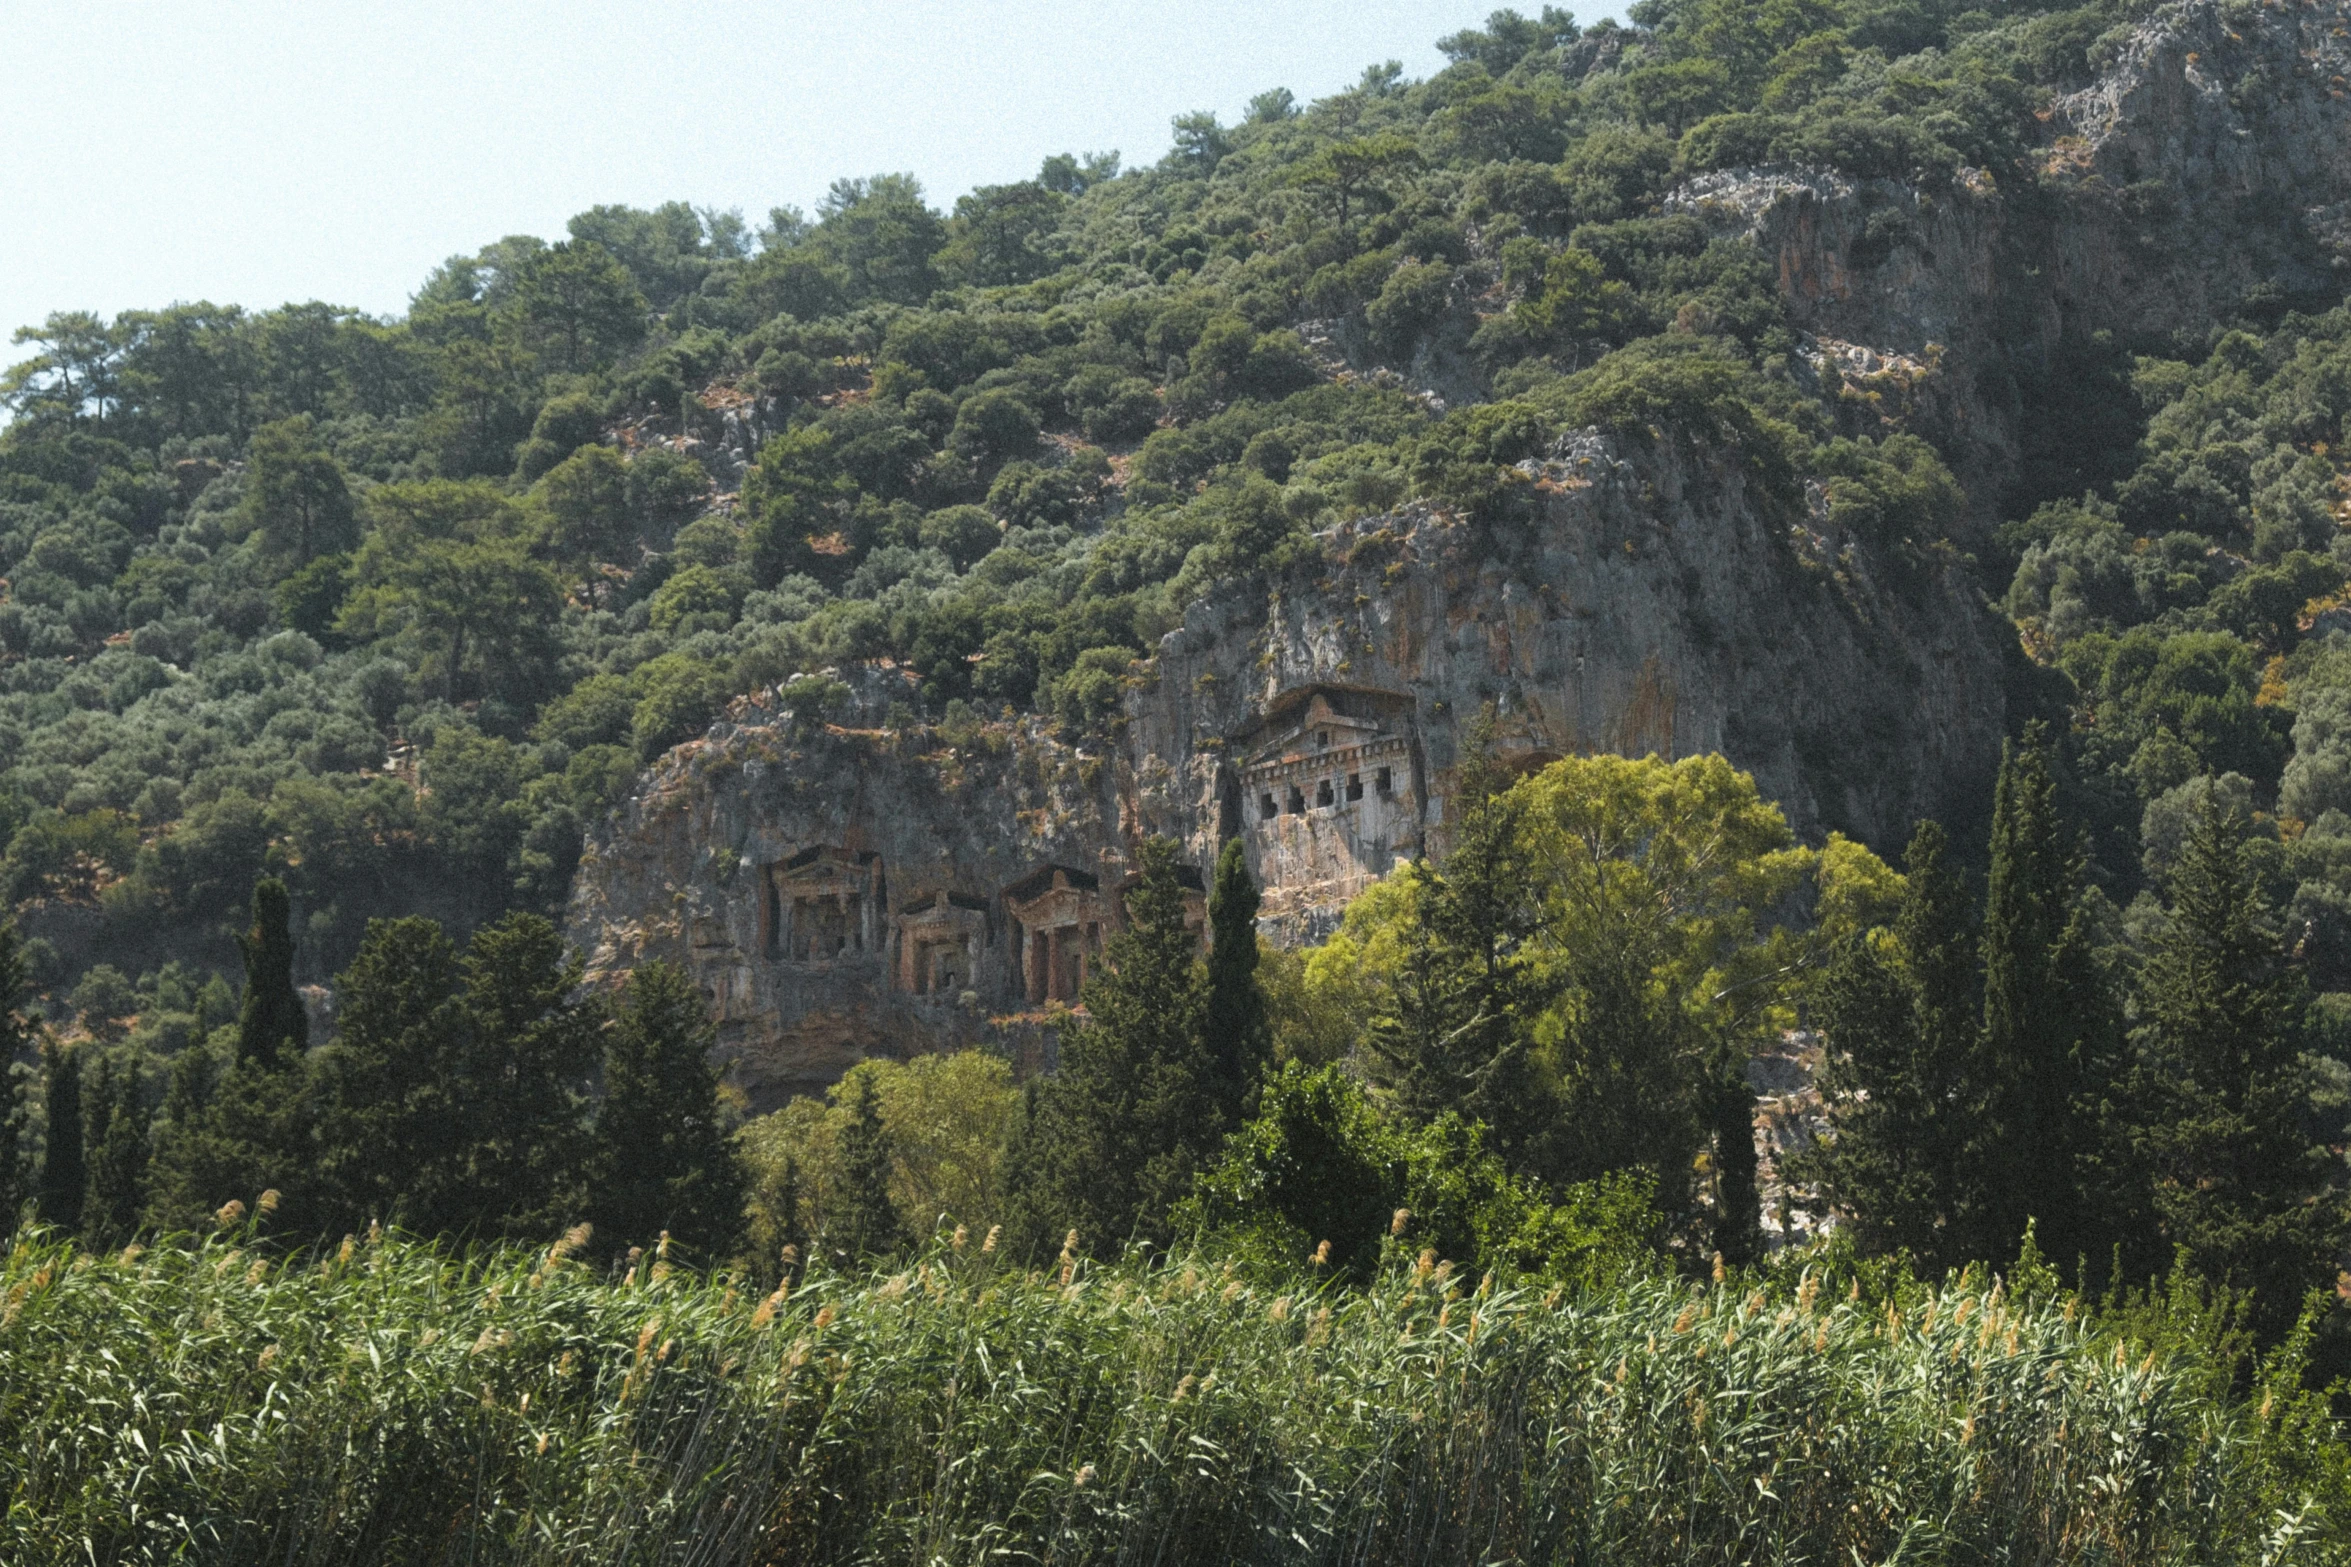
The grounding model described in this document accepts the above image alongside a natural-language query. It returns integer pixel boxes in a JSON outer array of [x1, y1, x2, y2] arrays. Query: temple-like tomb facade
[[760, 846, 885, 963], [1234, 685, 1425, 932], [891, 890, 989, 998], [1002, 865, 1112, 1004]]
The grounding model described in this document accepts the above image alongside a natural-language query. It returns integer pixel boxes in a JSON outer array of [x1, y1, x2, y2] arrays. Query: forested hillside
[[0, 0, 2190, 1004]]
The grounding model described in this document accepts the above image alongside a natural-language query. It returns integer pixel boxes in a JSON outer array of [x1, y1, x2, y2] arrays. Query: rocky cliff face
[[1675, 0, 2351, 526], [569, 431, 2010, 1105], [569, 0, 2351, 1102]]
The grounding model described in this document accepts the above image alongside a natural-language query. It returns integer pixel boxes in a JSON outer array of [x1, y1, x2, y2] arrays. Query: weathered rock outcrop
[[570, 431, 2010, 1105], [1674, 0, 2351, 524]]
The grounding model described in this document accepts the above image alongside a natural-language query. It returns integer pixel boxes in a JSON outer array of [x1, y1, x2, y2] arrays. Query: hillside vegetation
[[0, 0, 2238, 995], [13, 0, 2351, 1555]]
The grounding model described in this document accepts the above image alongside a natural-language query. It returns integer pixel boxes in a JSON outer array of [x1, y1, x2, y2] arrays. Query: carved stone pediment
[[760, 846, 884, 964]]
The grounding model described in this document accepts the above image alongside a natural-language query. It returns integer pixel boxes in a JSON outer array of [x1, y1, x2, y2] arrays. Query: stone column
[[1046, 926, 1063, 1002]]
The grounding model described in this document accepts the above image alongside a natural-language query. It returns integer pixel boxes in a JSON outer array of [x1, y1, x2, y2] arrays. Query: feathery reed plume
[[551, 1223, 592, 1263], [1311, 1239, 1331, 1268], [214, 1199, 246, 1228], [982, 1224, 1000, 1254], [1390, 1207, 1410, 1236], [952, 1225, 968, 1253]]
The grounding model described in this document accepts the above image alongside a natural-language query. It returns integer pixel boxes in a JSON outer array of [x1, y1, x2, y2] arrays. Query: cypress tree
[[140, 1046, 214, 1227], [1970, 728, 2115, 1274], [768, 1154, 810, 1286], [312, 916, 463, 1234], [0, 1069, 21, 1234], [81, 1055, 149, 1248], [1202, 837, 1270, 1121], [591, 960, 744, 1259], [1709, 1062, 1762, 1266], [37, 1044, 83, 1232], [235, 879, 308, 1069], [828, 1070, 907, 1261], [1003, 836, 1210, 1258], [2129, 794, 2347, 1338], [0, 920, 37, 1231], [1803, 820, 1980, 1271]]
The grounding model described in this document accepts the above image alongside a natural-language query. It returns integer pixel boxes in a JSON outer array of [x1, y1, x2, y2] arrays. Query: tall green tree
[[144, 900, 314, 1238], [0, 921, 38, 1229], [510, 239, 647, 373], [533, 444, 631, 605], [1203, 837, 1271, 1122], [312, 917, 464, 1233], [37, 1044, 83, 1232], [0, 1069, 22, 1233], [80, 1055, 149, 1248], [828, 1071, 908, 1261], [1803, 820, 1981, 1272], [1970, 727, 2118, 1274], [236, 879, 308, 1069], [2127, 796, 2348, 1337], [240, 414, 355, 569], [1004, 836, 1212, 1258], [447, 912, 599, 1239], [1364, 750, 1550, 1163], [591, 960, 743, 1259]]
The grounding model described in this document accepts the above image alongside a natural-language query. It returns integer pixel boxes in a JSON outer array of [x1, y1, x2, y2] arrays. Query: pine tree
[[1803, 820, 1981, 1271], [1203, 837, 1271, 1122], [1365, 750, 1549, 1163], [591, 960, 743, 1260], [236, 878, 308, 1069], [37, 1044, 83, 1232], [828, 1070, 907, 1261], [1970, 728, 2116, 1274], [2129, 794, 2347, 1338], [81, 1054, 149, 1248], [1004, 836, 1211, 1258]]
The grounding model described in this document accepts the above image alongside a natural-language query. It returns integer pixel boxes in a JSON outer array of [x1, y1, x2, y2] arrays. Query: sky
[[0, 2, 1622, 350]]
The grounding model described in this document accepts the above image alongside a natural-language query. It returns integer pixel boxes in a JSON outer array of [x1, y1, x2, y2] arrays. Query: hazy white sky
[[0, 2, 1622, 347]]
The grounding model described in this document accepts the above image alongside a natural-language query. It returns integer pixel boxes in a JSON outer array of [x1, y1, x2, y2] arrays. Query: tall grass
[[1, 1220, 2343, 1564]]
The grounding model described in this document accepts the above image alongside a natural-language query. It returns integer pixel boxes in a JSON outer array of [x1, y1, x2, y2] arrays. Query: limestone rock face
[[1674, 0, 2351, 527], [568, 430, 2010, 1104]]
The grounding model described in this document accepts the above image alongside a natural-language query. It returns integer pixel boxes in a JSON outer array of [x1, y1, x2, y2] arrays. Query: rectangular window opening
[[1346, 772, 1363, 802]]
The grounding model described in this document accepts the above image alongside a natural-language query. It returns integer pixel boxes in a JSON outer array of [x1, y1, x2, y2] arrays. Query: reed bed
[[0, 1222, 2341, 1565]]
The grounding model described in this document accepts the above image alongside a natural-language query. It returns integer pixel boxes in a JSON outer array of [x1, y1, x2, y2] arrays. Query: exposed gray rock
[[569, 430, 2010, 1105]]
